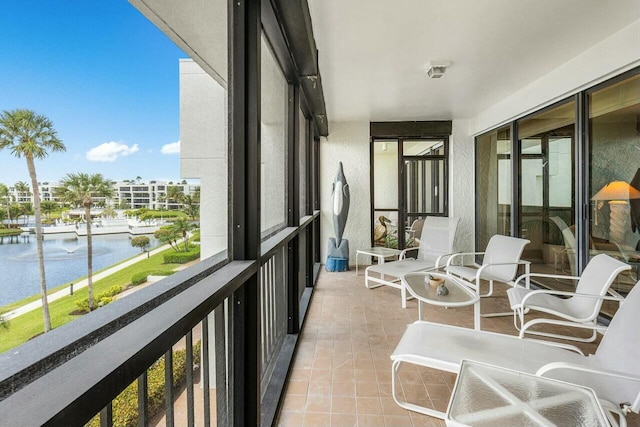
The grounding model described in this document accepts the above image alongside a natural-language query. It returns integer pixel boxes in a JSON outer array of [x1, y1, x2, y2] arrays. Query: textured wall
[[320, 120, 476, 265], [180, 59, 228, 258], [449, 120, 475, 252], [320, 122, 371, 264]]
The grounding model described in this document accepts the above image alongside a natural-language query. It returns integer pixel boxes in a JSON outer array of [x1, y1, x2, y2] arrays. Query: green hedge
[[162, 247, 200, 264], [131, 270, 175, 287], [87, 341, 201, 427], [75, 285, 123, 312]]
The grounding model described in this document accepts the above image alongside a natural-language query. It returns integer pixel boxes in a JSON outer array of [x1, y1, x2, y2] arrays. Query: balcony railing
[[0, 212, 320, 426]]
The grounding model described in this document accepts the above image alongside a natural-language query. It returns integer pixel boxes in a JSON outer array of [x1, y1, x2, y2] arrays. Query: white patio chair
[[508, 253, 629, 343], [445, 234, 531, 298], [365, 216, 459, 308], [391, 281, 640, 425]]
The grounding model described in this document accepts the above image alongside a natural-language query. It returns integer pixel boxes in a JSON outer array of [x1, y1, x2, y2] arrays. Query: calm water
[[0, 233, 158, 307]]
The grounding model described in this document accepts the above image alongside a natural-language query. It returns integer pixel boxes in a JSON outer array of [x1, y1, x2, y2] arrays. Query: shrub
[[131, 270, 175, 287], [86, 341, 201, 427], [163, 246, 200, 264], [74, 285, 124, 313]]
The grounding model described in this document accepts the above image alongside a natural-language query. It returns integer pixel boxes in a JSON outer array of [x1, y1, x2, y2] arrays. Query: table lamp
[[592, 180, 640, 243]]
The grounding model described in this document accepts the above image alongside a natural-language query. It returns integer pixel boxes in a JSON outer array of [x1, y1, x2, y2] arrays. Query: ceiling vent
[[425, 61, 451, 79]]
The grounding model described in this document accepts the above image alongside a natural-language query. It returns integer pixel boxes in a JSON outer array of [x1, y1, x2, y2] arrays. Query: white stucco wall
[[320, 120, 477, 265], [449, 119, 475, 252], [470, 19, 640, 135], [320, 121, 371, 264], [180, 59, 228, 258]]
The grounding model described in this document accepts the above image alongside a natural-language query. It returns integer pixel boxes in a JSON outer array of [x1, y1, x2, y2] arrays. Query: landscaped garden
[[0, 246, 188, 353]]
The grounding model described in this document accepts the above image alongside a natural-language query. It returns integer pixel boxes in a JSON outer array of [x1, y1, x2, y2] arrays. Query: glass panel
[[373, 140, 399, 248], [260, 34, 288, 239], [476, 126, 511, 252], [299, 107, 307, 219], [404, 159, 445, 214], [373, 209, 399, 248], [589, 73, 640, 314], [373, 140, 398, 210], [403, 139, 445, 156], [518, 100, 576, 290]]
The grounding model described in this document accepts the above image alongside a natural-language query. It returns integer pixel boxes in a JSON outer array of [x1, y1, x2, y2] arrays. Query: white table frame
[[402, 272, 481, 329], [355, 247, 402, 276]]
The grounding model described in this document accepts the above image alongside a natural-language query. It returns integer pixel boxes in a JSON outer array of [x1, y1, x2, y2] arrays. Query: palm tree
[[0, 109, 65, 332], [0, 183, 11, 225], [181, 194, 200, 220], [166, 185, 184, 208], [14, 180, 30, 197], [56, 173, 114, 310], [172, 217, 195, 252], [40, 200, 59, 220]]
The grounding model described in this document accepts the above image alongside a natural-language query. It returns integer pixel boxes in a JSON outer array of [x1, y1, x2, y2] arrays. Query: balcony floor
[[276, 269, 601, 427]]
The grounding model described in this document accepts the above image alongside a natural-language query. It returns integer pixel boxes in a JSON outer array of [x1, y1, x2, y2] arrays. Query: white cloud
[[161, 140, 180, 155], [86, 142, 139, 162]]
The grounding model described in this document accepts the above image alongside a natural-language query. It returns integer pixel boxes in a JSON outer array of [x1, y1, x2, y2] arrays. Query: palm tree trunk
[[84, 203, 95, 310], [26, 156, 51, 332]]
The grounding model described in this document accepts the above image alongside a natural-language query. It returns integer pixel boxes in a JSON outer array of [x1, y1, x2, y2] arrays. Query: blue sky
[[0, 1, 189, 186]]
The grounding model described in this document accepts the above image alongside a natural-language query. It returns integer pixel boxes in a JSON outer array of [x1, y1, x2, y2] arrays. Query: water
[[0, 233, 159, 307]]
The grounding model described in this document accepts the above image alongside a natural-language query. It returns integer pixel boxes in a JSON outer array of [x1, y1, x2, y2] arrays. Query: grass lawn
[[0, 229, 22, 237], [0, 247, 182, 354]]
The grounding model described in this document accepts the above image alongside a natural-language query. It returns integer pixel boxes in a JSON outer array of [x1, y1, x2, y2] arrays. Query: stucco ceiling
[[308, 0, 640, 122]]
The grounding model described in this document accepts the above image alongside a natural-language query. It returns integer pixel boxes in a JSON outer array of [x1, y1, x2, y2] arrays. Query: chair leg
[[391, 360, 447, 419], [401, 283, 407, 308]]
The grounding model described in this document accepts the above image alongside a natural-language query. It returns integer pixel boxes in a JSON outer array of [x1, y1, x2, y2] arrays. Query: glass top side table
[[446, 360, 609, 427]]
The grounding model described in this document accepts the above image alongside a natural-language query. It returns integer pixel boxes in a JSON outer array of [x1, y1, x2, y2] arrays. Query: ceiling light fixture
[[425, 61, 451, 79]]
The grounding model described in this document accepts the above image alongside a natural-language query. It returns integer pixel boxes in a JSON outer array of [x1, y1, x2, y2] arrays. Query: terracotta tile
[[333, 369, 354, 382], [302, 412, 331, 427], [277, 411, 305, 427], [357, 413, 386, 426], [305, 393, 332, 413], [356, 397, 383, 415], [290, 367, 312, 381], [308, 381, 333, 395], [380, 397, 408, 416], [313, 358, 334, 370], [332, 381, 355, 397], [329, 413, 357, 427], [383, 414, 413, 426], [331, 396, 356, 414], [355, 381, 379, 398], [281, 394, 306, 412], [286, 380, 309, 395], [310, 369, 333, 383]]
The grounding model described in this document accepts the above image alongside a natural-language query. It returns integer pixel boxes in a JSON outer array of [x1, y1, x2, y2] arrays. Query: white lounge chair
[[508, 253, 629, 343], [364, 216, 459, 308], [390, 282, 640, 425], [445, 234, 531, 299]]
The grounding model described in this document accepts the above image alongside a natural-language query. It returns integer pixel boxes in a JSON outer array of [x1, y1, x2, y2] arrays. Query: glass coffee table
[[402, 272, 481, 330], [446, 360, 609, 427], [355, 246, 402, 276]]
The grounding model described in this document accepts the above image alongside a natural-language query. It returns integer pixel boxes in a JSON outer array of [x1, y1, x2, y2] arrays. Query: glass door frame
[[370, 136, 450, 249]]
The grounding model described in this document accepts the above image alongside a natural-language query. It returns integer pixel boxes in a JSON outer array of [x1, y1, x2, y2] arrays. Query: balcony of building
[[0, 0, 639, 426]]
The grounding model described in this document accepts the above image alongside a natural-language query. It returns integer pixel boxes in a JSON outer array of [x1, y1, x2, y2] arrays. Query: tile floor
[[276, 269, 601, 427]]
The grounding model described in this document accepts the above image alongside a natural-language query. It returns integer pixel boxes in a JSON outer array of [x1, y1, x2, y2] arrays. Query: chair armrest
[[519, 289, 624, 311], [446, 251, 485, 267], [537, 361, 640, 384], [435, 251, 461, 269], [475, 260, 531, 284], [399, 246, 419, 260], [514, 272, 580, 288]]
